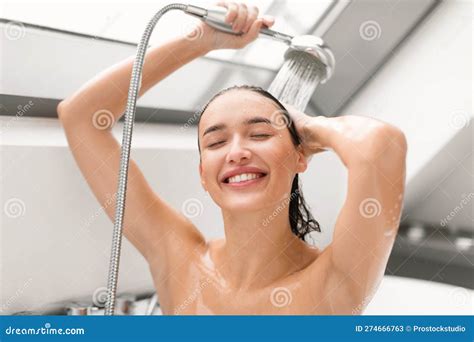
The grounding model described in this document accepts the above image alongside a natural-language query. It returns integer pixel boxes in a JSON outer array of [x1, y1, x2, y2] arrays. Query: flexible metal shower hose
[[105, 3, 187, 316]]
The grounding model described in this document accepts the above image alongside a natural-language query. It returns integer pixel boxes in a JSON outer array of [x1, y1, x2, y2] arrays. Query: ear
[[199, 162, 207, 191], [295, 145, 308, 173]]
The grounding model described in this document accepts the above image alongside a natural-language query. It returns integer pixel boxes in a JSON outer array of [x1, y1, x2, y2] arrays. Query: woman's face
[[198, 90, 308, 212]]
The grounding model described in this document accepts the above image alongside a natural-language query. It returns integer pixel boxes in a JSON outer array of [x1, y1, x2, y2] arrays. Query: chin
[[219, 194, 269, 212]]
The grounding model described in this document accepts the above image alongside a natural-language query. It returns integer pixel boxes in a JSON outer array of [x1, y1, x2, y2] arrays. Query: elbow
[[56, 100, 67, 119], [367, 124, 407, 163], [56, 100, 74, 124], [377, 124, 407, 152]]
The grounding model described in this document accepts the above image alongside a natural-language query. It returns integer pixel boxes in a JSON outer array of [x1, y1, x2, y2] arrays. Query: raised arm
[[57, 36, 211, 263], [289, 109, 407, 313], [57, 2, 274, 273]]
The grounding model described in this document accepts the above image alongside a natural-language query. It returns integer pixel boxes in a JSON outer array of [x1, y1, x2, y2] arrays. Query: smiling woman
[[57, 1, 407, 315]]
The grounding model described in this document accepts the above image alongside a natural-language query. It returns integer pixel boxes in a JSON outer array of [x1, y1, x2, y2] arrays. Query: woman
[[58, 2, 407, 314]]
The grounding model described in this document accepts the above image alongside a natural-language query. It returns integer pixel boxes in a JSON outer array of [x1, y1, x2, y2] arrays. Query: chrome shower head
[[285, 35, 335, 84]]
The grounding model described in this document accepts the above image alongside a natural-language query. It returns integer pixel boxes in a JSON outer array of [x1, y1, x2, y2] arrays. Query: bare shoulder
[[284, 239, 322, 273]]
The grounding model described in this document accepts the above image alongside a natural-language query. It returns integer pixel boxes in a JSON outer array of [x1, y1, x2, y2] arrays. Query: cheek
[[200, 153, 221, 183], [264, 139, 299, 184], [263, 136, 296, 166]]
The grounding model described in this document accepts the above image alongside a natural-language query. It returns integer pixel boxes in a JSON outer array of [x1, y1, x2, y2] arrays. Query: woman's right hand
[[186, 1, 275, 51]]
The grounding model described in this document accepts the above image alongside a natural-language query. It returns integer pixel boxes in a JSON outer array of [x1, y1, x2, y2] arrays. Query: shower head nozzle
[[285, 35, 335, 84]]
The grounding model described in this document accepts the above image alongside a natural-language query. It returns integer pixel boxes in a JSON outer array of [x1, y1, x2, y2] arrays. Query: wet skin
[[57, 3, 407, 314], [142, 90, 407, 315]]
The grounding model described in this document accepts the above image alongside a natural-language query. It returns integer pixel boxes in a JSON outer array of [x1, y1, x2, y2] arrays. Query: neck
[[218, 202, 303, 290]]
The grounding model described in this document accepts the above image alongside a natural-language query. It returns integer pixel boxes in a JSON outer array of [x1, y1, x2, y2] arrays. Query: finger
[[261, 14, 275, 28], [224, 2, 238, 24], [242, 5, 258, 33], [242, 18, 263, 43], [215, 0, 231, 16], [233, 3, 248, 32]]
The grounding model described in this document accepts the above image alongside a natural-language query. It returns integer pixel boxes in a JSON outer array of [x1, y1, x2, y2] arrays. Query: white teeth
[[227, 173, 263, 184]]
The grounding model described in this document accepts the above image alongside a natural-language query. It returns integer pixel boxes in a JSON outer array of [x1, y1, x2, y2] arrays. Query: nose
[[225, 136, 251, 164]]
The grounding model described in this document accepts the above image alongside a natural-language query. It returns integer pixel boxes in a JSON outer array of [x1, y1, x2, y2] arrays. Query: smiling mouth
[[223, 172, 268, 185]]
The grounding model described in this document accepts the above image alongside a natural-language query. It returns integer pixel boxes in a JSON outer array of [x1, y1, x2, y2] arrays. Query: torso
[[148, 238, 357, 315]]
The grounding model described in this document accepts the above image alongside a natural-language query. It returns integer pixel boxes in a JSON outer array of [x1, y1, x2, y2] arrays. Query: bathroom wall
[[341, 0, 473, 313], [339, 0, 472, 229]]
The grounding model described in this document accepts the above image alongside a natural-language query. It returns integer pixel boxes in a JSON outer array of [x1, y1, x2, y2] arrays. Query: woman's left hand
[[283, 103, 328, 158]]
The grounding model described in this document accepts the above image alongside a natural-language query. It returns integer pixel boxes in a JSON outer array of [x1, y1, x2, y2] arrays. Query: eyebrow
[[202, 116, 272, 137]]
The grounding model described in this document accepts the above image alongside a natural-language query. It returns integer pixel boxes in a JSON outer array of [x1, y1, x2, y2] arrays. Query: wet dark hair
[[196, 85, 321, 241]]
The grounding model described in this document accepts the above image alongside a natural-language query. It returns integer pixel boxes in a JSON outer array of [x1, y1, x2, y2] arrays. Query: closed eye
[[207, 134, 272, 148], [207, 141, 225, 148], [251, 134, 272, 138]]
